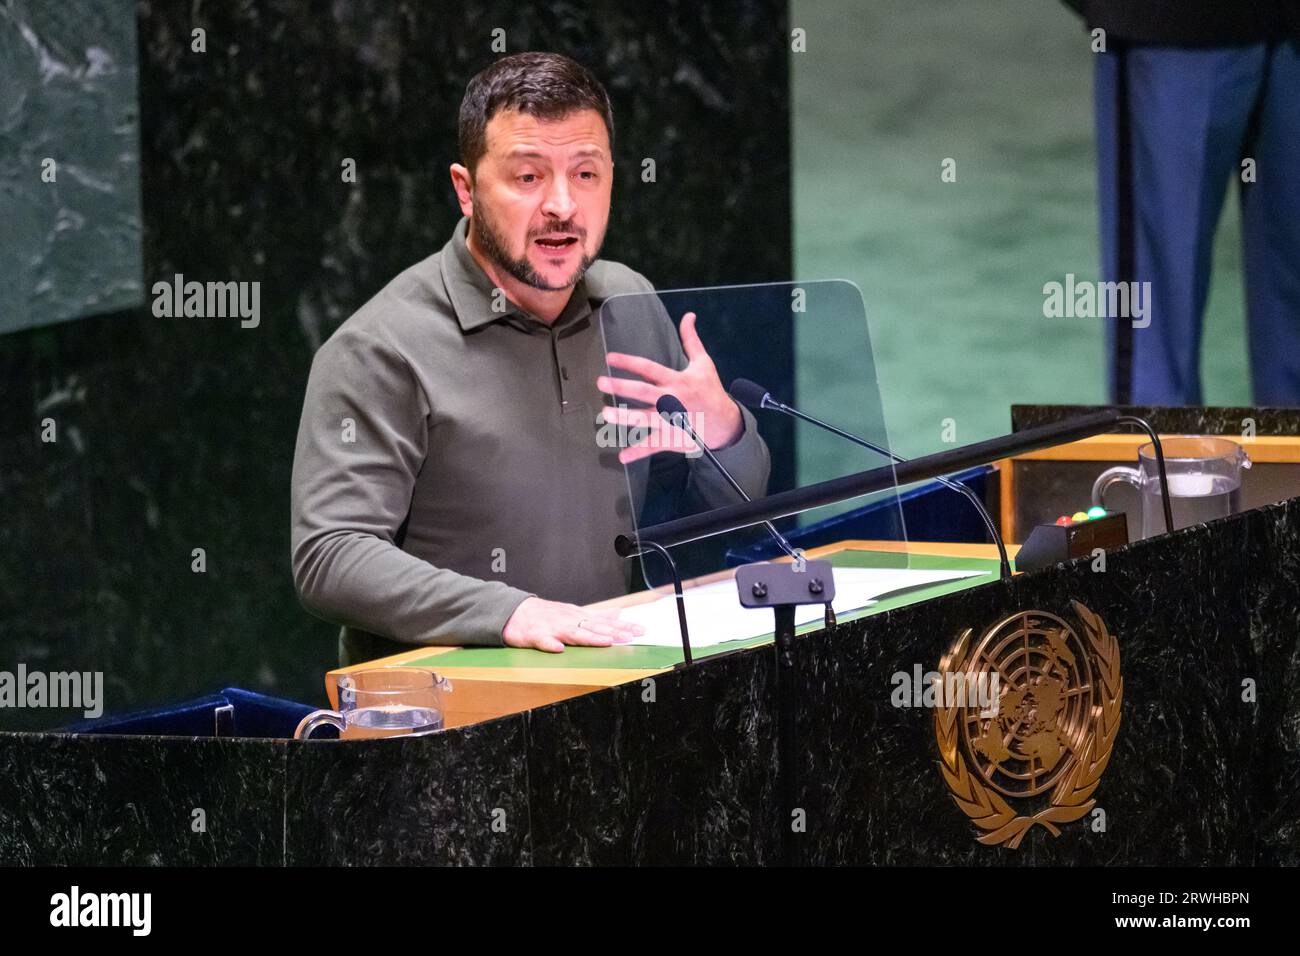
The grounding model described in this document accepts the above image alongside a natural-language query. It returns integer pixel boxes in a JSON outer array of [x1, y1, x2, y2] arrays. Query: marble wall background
[[1012, 404, 1300, 435], [0, 0, 793, 730], [0, 0, 143, 334]]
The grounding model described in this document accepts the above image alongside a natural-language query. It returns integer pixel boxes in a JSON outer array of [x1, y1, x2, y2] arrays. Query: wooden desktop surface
[[323, 540, 1017, 729]]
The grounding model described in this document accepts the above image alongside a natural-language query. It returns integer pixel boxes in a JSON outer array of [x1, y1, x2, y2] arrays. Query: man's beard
[[469, 199, 602, 292]]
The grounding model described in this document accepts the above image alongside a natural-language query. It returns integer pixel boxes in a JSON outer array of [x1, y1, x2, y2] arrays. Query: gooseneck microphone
[[729, 378, 1013, 580], [655, 394, 802, 562]]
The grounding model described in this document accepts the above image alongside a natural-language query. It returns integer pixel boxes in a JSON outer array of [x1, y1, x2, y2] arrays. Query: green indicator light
[[1087, 506, 1107, 519]]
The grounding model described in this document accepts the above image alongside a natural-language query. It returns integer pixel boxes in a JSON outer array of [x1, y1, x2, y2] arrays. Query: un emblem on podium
[[934, 601, 1123, 848]]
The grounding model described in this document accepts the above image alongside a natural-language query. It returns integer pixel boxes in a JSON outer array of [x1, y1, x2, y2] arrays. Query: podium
[[3, 502, 1299, 864], [5, 402, 1300, 864]]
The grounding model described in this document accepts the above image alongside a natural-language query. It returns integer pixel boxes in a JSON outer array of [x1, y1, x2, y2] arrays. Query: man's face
[[458, 108, 613, 292]]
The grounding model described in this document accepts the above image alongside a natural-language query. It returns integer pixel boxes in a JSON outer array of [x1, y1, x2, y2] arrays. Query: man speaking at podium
[[290, 52, 770, 665]]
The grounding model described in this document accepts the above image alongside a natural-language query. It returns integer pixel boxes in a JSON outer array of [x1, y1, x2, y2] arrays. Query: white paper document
[[618, 567, 987, 647]]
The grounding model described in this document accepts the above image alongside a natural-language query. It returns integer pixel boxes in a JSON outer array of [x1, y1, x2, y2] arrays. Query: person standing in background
[[1063, 1, 1300, 405]]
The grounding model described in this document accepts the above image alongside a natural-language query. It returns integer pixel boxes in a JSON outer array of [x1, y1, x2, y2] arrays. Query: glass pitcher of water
[[1091, 436, 1250, 540], [294, 667, 452, 740]]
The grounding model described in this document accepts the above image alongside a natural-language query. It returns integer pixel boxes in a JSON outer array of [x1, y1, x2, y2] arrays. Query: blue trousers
[[1097, 41, 1300, 405]]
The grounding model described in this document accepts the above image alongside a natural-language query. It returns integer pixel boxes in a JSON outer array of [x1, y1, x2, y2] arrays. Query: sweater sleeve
[[290, 327, 534, 647]]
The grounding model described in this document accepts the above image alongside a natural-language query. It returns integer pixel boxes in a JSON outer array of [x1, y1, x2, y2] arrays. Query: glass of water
[[1091, 436, 1251, 540], [294, 667, 452, 740]]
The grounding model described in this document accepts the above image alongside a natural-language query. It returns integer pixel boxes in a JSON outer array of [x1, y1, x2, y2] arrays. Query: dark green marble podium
[[3, 493, 1298, 865]]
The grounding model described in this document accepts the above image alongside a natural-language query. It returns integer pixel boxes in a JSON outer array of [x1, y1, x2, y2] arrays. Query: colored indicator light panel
[[1017, 511, 1130, 573], [1056, 508, 1110, 526]]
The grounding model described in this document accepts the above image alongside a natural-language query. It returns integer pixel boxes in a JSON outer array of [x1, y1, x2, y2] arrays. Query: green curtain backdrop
[[791, 0, 1252, 472]]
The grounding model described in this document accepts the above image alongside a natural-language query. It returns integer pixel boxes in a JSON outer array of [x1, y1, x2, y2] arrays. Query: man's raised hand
[[597, 311, 744, 464]]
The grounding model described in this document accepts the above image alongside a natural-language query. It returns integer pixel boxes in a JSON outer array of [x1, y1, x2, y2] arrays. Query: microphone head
[[656, 394, 688, 423], [614, 533, 639, 558], [729, 378, 770, 410]]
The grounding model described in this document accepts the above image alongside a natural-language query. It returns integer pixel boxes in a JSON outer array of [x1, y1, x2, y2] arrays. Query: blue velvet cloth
[[59, 687, 326, 739]]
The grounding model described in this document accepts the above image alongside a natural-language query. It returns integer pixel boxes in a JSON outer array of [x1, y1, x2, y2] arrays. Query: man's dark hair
[[458, 52, 615, 174]]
